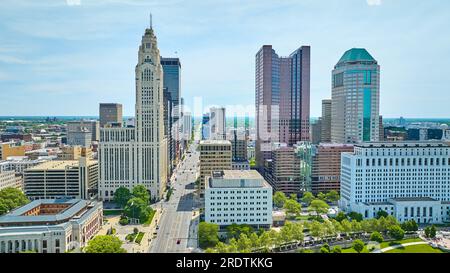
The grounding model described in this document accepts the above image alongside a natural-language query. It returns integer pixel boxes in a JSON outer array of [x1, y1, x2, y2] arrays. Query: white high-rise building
[[331, 48, 380, 144], [181, 112, 192, 141], [339, 141, 450, 223], [98, 26, 168, 201], [209, 107, 226, 140]]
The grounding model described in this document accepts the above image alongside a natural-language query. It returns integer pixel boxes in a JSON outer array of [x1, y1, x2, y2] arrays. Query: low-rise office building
[[24, 157, 98, 200], [0, 199, 103, 253], [205, 170, 273, 230], [339, 141, 450, 223], [199, 140, 232, 195], [0, 170, 22, 190]]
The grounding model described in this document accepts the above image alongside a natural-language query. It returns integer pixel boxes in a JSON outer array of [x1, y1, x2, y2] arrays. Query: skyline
[[0, 0, 450, 118]]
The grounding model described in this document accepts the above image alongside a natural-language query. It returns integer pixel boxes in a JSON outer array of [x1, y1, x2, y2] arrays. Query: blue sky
[[0, 0, 449, 118]]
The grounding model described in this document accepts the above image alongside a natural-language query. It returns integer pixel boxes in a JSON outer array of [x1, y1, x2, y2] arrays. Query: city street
[[148, 139, 200, 253]]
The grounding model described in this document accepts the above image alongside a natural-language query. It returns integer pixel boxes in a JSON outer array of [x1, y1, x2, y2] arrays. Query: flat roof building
[[0, 199, 103, 253], [205, 170, 273, 230]]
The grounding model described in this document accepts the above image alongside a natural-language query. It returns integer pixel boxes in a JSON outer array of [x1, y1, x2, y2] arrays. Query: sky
[[0, 0, 449, 118]]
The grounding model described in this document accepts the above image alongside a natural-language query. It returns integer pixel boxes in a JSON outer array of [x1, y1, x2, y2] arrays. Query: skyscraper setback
[[255, 45, 310, 169], [331, 48, 380, 143], [98, 26, 168, 201]]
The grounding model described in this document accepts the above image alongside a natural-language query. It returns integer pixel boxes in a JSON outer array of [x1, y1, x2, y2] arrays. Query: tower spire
[[150, 13, 153, 30]]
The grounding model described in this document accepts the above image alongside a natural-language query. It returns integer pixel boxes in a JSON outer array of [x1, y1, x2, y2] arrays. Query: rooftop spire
[[150, 13, 153, 30]]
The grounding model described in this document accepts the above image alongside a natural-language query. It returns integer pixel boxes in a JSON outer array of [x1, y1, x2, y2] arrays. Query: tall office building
[[209, 107, 226, 140], [98, 25, 168, 201], [161, 57, 181, 163], [163, 87, 174, 173], [255, 45, 310, 169], [199, 140, 232, 196], [99, 103, 123, 128], [331, 48, 380, 143], [67, 120, 100, 142], [181, 112, 192, 141], [321, 99, 332, 143], [202, 113, 210, 140]]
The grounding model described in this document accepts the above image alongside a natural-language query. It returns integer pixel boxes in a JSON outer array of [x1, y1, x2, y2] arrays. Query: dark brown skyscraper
[[99, 103, 123, 127], [255, 45, 310, 170]]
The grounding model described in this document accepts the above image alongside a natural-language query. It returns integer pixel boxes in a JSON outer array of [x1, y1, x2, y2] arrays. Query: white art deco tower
[[99, 26, 168, 201]]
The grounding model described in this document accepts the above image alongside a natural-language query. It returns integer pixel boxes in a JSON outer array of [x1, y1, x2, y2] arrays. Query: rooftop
[[336, 48, 376, 66], [0, 199, 99, 225], [355, 141, 449, 149], [390, 197, 439, 202], [199, 140, 231, 145], [221, 170, 264, 180]]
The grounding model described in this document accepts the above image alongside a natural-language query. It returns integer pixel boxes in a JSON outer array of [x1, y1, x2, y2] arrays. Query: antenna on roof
[[149, 13, 153, 30]]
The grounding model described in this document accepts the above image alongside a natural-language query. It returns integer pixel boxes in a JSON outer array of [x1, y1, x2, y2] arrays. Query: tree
[[370, 231, 384, 243], [273, 191, 287, 208], [308, 221, 326, 239], [320, 243, 330, 253], [289, 193, 298, 201], [226, 224, 254, 240], [317, 192, 327, 201], [0, 187, 30, 215], [301, 191, 315, 206], [352, 239, 365, 253], [335, 211, 347, 222], [325, 190, 340, 203], [124, 197, 153, 223], [347, 212, 363, 222], [283, 199, 301, 216], [375, 210, 389, 219], [113, 187, 132, 208], [84, 235, 126, 253], [198, 222, 219, 249], [331, 246, 342, 253], [388, 225, 405, 241], [308, 199, 329, 218], [401, 220, 418, 232], [425, 225, 437, 239], [132, 185, 150, 204], [236, 233, 252, 253]]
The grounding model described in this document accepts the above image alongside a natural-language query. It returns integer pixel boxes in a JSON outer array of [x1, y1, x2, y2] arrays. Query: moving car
[[176, 239, 181, 245]]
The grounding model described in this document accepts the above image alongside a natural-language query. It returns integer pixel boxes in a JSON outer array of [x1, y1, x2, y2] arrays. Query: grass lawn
[[126, 233, 138, 242], [135, 232, 145, 244], [385, 244, 445, 253], [103, 209, 123, 216], [142, 209, 156, 227], [379, 238, 423, 249], [341, 246, 371, 253]]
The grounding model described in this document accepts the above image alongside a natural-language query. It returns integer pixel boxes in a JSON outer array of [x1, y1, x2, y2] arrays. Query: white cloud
[[367, 0, 382, 6]]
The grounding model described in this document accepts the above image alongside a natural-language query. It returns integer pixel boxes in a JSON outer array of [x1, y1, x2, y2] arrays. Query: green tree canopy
[[301, 191, 315, 206], [425, 225, 437, 239], [307, 199, 329, 217], [325, 190, 340, 203], [124, 197, 153, 223], [198, 222, 219, 249], [347, 212, 363, 222], [283, 199, 301, 215], [113, 187, 132, 208], [352, 239, 365, 253], [335, 211, 347, 222], [370, 231, 384, 243], [84, 235, 126, 253], [226, 224, 254, 240], [388, 225, 405, 241], [401, 220, 418, 232], [317, 192, 327, 201], [132, 185, 150, 204], [375, 210, 389, 219], [0, 187, 30, 216], [273, 191, 288, 208]]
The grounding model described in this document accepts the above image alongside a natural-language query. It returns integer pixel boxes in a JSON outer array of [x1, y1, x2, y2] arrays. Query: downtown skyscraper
[[98, 26, 168, 201], [255, 45, 310, 169], [331, 48, 380, 143]]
